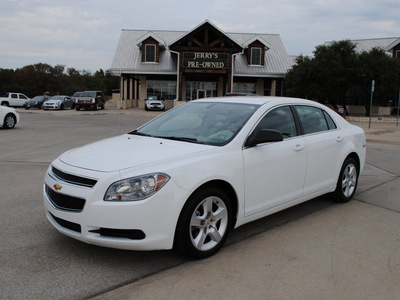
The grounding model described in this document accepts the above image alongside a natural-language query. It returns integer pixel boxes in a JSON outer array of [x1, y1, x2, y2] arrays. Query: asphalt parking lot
[[1, 103, 400, 299]]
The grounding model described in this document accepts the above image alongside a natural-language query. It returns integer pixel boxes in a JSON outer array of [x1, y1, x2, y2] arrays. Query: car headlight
[[104, 173, 170, 201]]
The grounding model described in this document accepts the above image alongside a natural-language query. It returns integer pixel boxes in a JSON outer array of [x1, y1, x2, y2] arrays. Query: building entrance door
[[197, 89, 207, 99], [186, 82, 217, 101]]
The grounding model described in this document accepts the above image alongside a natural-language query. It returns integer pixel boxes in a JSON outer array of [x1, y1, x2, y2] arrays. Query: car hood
[[59, 134, 215, 172], [46, 100, 62, 104], [26, 99, 40, 103]]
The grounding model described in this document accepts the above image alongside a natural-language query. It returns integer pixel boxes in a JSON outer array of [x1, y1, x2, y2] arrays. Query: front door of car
[[242, 106, 307, 217]]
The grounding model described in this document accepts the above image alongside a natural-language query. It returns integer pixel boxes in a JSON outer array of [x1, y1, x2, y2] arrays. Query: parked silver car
[[43, 96, 74, 110]]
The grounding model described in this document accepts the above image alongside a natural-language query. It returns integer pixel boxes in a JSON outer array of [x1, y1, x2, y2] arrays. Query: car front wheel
[[174, 187, 233, 259], [4, 114, 16, 129], [334, 157, 359, 203]]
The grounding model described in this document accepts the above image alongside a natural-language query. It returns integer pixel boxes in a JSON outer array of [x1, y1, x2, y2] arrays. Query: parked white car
[[0, 105, 20, 129], [145, 95, 165, 111], [0, 92, 30, 107], [44, 96, 366, 258], [43, 95, 74, 110]]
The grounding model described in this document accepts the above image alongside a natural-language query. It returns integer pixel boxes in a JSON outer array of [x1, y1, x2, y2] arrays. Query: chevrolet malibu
[[44, 97, 366, 258]]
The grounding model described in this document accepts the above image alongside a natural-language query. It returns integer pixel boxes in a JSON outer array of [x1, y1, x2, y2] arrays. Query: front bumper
[[23, 103, 41, 109], [43, 103, 60, 110], [76, 101, 97, 109], [43, 162, 185, 251], [146, 102, 165, 110]]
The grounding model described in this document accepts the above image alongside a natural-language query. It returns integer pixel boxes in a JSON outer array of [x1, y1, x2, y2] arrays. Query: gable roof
[[242, 35, 271, 49], [110, 21, 294, 77], [169, 20, 243, 52], [136, 31, 167, 48], [385, 38, 400, 51]]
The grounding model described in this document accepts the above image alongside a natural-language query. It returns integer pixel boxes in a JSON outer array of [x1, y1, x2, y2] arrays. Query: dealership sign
[[183, 52, 229, 69]]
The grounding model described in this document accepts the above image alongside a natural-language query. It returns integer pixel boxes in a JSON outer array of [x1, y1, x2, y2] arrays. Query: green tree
[[285, 40, 400, 109], [286, 40, 359, 105], [0, 63, 120, 98]]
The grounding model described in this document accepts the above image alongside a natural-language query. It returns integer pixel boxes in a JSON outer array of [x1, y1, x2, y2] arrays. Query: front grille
[[51, 166, 97, 188], [49, 213, 81, 233], [45, 184, 86, 212]]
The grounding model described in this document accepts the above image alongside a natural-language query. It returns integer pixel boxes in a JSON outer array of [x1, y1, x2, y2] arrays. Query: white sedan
[[0, 105, 20, 129], [43, 97, 366, 258]]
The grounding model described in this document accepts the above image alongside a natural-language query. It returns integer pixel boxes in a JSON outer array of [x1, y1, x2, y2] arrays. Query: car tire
[[60, 104, 64, 110], [333, 157, 359, 203], [174, 186, 233, 259], [76, 107, 80, 111], [4, 113, 16, 129], [1, 102, 9, 106]]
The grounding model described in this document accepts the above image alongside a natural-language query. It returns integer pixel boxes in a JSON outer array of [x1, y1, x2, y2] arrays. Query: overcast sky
[[1, 0, 399, 72]]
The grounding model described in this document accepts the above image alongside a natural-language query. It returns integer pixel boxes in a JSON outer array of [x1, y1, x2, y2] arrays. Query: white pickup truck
[[0, 92, 30, 107]]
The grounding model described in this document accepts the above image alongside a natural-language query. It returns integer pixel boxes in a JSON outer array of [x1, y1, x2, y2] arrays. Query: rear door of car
[[294, 105, 342, 196], [243, 105, 307, 217]]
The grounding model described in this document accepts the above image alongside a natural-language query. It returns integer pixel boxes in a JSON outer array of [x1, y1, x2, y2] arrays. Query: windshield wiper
[[128, 130, 151, 137], [158, 136, 204, 144]]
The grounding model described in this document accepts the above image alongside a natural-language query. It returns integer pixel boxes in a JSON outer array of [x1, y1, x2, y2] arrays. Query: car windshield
[[32, 96, 44, 100], [147, 96, 159, 100], [50, 96, 63, 100], [72, 92, 82, 97], [81, 92, 96, 97], [131, 101, 260, 146]]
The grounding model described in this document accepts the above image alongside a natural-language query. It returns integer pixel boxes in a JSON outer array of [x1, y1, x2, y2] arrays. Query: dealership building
[[110, 20, 294, 109]]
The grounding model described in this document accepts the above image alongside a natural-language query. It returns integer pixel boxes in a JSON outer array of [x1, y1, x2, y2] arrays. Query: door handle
[[294, 144, 305, 152], [336, 136, 344, 142]]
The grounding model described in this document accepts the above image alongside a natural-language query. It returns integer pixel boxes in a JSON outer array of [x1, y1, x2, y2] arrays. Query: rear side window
[[323, 111, 337, 130], [295, 106, 331, 134]]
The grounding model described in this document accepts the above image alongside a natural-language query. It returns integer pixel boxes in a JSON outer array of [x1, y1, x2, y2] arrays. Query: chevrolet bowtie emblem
[[54, 183, 62, 191]]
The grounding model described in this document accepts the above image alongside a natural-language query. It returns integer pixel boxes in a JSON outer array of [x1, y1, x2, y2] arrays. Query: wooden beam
[[209, 39, 220, 47], [192, 38, 203, 47]]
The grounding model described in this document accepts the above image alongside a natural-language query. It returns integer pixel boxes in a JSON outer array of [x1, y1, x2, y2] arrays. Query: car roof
[[192, 96, 322, 107]]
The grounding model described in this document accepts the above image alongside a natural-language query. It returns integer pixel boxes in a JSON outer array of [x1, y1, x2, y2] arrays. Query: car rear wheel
[[76, 107, 80, 111], [334, 157, 359, 203], [174, 187, 233, 259], [4, 114, 16, 129]]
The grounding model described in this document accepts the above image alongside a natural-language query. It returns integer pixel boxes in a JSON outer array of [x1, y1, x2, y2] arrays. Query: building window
[[251, 48, 261, 65], [147, 80, 176, 100], [396, 50, 400, 59], [145, 44, 156, 62], [233, 82, 256, 94]]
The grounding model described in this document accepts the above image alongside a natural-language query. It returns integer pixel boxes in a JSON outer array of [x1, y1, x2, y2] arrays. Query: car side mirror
[[245, 129, 283, 147]]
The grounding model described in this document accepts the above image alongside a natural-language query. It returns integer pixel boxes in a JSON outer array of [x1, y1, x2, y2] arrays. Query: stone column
[[271, 79, 277, 96]]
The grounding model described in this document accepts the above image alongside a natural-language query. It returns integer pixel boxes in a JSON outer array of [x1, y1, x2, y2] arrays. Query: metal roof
[[325, 37, 400, 54], [110, 27, 294, 77]]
